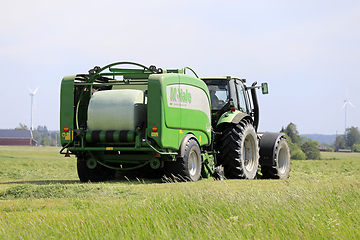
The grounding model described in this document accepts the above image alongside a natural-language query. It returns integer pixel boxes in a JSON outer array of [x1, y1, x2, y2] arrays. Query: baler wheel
[[77, 158, 116, 182], [164, 138, 202, 182], [220, 120, 259, 179]]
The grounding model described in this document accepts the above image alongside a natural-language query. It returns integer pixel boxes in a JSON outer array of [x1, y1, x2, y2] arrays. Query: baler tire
[[261, 137, 291, 179], [164, 138, 202, 182], [77, 158, 116, 183], [220, 120, 259, 179], [121, 164, 162, 180]]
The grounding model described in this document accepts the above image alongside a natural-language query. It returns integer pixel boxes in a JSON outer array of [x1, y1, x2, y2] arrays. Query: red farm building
[[0, 130, 37, 146]]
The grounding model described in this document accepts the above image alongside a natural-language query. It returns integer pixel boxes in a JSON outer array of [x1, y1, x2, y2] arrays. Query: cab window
[[236, 81, 249, 113], [229, 79, 239, 110], [204, 80, 229, 110]]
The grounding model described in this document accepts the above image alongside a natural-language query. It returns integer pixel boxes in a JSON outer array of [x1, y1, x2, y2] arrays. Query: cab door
[[236, 80, 250, 114]]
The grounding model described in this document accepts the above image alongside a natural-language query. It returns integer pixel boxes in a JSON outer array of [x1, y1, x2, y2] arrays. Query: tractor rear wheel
[[261, 137, 291, 179], [220, 120, 259, 179], [164, 138, 202, 181], [77, 157, 116, 182]]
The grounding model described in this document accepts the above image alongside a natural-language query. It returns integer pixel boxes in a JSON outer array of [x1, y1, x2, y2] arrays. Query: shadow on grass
[[0, 178, 164, 185], [0, 180, 80, 185]]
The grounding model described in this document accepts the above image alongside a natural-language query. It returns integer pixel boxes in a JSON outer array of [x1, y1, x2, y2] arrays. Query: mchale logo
[[170, 87, 192, 103]]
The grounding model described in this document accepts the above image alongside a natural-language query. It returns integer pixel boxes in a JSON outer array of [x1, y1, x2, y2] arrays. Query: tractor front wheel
[[220, 120, 259, 179]]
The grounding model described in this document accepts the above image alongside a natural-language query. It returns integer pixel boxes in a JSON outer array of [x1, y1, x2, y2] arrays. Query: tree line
[[281, 122, 360, 160], [15, 123, 60, 146], [332, 127, 360, 152]]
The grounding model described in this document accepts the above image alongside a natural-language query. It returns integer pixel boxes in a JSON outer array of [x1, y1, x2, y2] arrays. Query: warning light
[[152, 126, 158, 132], [64, 126, 69, 132], [155, 153, 161, 158]]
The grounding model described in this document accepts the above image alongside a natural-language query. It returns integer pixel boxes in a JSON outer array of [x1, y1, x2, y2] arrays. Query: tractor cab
[[201, 77, 252, 128]]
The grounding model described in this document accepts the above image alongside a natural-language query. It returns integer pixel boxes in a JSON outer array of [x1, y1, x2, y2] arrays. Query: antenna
[[28, 86, 39, 131]]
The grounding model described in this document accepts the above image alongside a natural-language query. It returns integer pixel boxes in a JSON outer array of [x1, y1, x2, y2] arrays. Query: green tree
[[31, 125, 60, 147], [41, 137, 49, 146], [37, 125, 48, 132], [50, 131, 60, 146], [15, 123, 29, 130], [283, 134, 306, 160], [301, 140, 321, 160], [332, 135, 346, 152], [291, 146, 306, 160], [326, 147, 334, 152], [352, 144, 360, 152], [281, 122, 301, 144], [345, 126, 360, 149]]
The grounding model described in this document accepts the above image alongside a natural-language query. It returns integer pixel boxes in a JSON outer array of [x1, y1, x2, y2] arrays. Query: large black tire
[[220, 120, 259, 179], [261, 137, 291, 179], [164, 138, 202, 182], [77, 158, 116, 182]]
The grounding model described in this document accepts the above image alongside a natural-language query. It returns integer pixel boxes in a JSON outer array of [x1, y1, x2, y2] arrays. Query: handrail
[[184, 66, 199, 78], [88, 61, 155, 84]]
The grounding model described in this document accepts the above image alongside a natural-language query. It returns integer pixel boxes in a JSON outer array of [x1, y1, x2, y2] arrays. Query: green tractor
[[60, 62, 290, 182]]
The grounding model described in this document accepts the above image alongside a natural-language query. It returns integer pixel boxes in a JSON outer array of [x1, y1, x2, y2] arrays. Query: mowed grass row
[[0, 146, 359, 239]]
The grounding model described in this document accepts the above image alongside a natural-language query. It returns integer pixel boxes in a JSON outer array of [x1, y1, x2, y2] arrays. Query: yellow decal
[[179, 130, 183, 134], [106, 147, 113, 150], [62, 132, 72, 141], [199, 135, 202, 142], [151, 132, 158, 137], [65, 132, 71, 140]]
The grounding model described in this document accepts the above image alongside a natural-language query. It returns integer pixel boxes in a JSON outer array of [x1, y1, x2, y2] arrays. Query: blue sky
[[1, 0, 359, 135]]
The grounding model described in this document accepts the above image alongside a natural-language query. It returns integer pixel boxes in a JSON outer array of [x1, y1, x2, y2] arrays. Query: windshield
[[203, 80, 228, 110]]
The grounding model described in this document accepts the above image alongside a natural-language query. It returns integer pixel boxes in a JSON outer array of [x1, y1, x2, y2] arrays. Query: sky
[[1, 0, 359, 135]]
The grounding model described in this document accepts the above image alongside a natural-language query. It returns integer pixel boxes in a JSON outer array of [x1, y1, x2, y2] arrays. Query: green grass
[[0, 146, 77, 181], [0, 146, 359, 239]]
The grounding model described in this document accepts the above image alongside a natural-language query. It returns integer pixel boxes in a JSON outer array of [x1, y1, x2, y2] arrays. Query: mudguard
[[259, 132, 285, 166], [177, 133, 199, 159], [216, 111, 251, 127]]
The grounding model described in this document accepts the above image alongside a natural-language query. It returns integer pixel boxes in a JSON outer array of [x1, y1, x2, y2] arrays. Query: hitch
[[65, 150, 70, 157]]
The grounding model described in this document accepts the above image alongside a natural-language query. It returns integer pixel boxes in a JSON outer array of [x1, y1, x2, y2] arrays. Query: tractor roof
[[200, 76, 246, 83]]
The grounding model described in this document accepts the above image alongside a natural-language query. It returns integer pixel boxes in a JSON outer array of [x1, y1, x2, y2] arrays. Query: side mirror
[[261, 83, 269, 94]]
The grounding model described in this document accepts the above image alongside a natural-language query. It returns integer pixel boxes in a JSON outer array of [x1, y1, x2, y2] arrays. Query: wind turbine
[[342, 90, 356, 135], [28, 86, 39, 131]]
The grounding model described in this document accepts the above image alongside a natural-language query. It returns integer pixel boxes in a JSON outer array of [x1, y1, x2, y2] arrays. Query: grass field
[[0, 146, 359, 239]]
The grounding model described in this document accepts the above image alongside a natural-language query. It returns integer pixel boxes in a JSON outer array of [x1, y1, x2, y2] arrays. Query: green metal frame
[[74, 62, 155, 129]]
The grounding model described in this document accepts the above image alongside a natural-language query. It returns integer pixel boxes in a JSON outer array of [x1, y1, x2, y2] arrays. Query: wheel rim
[[278, 147, 288, 174], [188, 150, 198, 177], [243, 135, 255, 171]]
